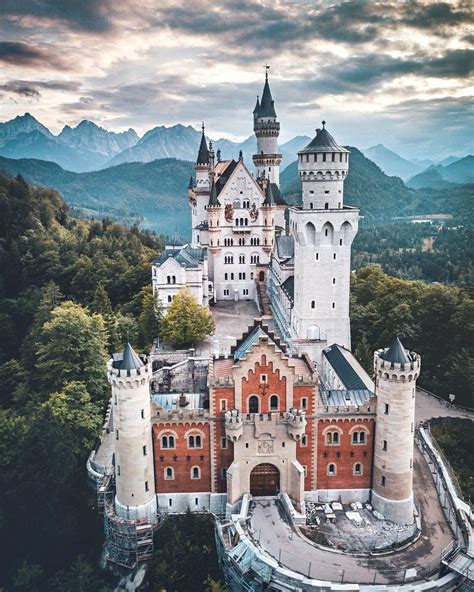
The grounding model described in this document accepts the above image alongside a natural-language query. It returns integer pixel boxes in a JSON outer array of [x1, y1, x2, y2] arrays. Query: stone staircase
[[256, 280, 272, 318]]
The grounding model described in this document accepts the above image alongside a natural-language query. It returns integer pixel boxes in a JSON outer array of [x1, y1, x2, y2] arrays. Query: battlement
[[374, 349, 421, 381], [107, 358, 152, 386]]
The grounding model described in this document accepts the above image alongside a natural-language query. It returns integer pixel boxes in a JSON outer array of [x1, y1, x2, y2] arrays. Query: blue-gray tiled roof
[[323, 344, 367, 390]]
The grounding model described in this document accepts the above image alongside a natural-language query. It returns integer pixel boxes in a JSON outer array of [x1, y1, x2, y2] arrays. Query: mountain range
[[0, 113, 308, 174], [406, 156, 474, 189], [361, 144, 465, 182]]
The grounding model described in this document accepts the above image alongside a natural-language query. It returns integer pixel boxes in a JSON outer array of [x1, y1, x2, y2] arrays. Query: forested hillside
[[352, 221, 473, 287], [0, 173, 164, 590], [0, 156, 194, 235], [351, 265, 473, 407]]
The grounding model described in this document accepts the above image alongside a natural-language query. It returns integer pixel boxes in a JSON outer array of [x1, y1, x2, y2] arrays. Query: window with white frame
[[352, 430, 366, 444], [326, 431, 340, 445], [327, 463, 336, 476], [188, 434, 202, 448], [353, 462, 363, 475], [191, 466, 201, 479], [164, 467, 174, 480], [161, 434, 175, 449]]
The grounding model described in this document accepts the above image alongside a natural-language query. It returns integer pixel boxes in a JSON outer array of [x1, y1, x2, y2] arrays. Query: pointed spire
[[263, 181, 277, 206], [208, 179, 220, 207], [238, 150, 243, 161], [188, 175, 194, 190], [382, 337, 411, 364], [253, 95, 260, 115], [196, 123, 209, 165], [258, 66, 277, 118], [216, 148, 221, 162], [120, 343, 144, 370]]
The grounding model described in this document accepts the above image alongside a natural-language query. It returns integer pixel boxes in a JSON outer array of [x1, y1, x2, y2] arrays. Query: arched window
[[305, 222, 316, 246], [311, 300, 315, 309], [326, 431, 339, 445], [325, 202, 329, 210], [239, 254, 245, 264], [270, 395, 279, 411], [172, 275, 176, 284], [352, 431, 366, 444], [251, 253, 260, 264], [248, 395, 259, 413], [233, 199, 241, 209], [353, 463, 362, 476], [224, 254, 234, 264], [327, 463, 336, 476], [164, 467, 174, 480], [167, 295, 172, 303], [191, 466, 201, 479], [166, 276, 171, 284], [161, 435, 175, 449], [188, 434, 202, 448]]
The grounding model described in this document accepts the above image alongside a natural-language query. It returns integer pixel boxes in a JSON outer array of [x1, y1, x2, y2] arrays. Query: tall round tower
[[372, 337, 421, 524], [108, 343, 157, 523], [262, 180, 277, 254], [252, 68, 282, 186], [207, 180, 222, 254]]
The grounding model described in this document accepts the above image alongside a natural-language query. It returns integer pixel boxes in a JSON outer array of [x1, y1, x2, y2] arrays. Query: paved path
[[249, 447, 453, 584], [415, 389, 473, 424]]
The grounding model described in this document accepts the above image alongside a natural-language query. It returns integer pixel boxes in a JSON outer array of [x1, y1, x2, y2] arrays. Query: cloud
[[0, 79, 81, 99], [0, 0, 116, 32], [0, 81, 40, 98], [0, 42, 71, 69]]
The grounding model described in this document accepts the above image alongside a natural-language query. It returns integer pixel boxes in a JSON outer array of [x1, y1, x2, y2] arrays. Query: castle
[[100, 72, 422, 567]]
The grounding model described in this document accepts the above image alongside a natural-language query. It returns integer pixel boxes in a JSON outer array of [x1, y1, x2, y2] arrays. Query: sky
[[0, 0, 472, 160]]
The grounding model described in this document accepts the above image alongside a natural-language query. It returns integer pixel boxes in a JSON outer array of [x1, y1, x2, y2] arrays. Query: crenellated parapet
[[107, 357, 152, 389], [285, 408, 307, 441], [374, 349, 421, 382], [225, 409, 244, 442]]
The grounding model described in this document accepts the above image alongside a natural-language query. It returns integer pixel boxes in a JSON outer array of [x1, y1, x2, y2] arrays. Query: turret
[[297, 121, 349, 210], [107, 344, 157, 523], [285, 408, 307, 441], [187, 175, 196, 205], [225, 409, 244, 442], [207, 180, 221, 254], [252, 67, 282, 186], [372, 338, 421, 524]]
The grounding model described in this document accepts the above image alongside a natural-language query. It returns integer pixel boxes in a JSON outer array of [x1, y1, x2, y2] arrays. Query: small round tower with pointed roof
[[372, 337, 421, 524], [207, 179, 222, 254], [252, 67, 282, 186], [108, 343, 157, 522]]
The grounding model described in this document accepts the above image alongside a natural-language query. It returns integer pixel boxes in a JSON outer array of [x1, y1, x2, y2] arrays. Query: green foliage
[[353, 221, 473, 287], [0, 175, 154, 589], [351, 265, 474, 407], [138, 285, 163, 347], [34, 302, 109, 402], [161, 288, 215, 348], [149, 513, 225, 592], [430, 418, 474, 501], [0, 156, 194, 235]]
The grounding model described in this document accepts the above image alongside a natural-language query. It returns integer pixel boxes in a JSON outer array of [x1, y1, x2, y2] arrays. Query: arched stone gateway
[[250, 463, 280, 496]]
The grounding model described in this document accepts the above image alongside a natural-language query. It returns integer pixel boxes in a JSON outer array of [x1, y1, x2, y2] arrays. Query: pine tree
[[138, 285, 164, 347], [91, 282, 119, 352]]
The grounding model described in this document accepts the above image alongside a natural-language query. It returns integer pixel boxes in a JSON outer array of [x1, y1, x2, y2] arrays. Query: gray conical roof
[[257, 75, 277, 118], [208, 180, 220, 207], [263, 181, 277, 205], [299, 122, 349, 154], [188, 175, 194, 189], [120, 343, 144, 370], [382, 337, 411, 364], [196, 128, 209, 165], [253, 96, 260, 114]]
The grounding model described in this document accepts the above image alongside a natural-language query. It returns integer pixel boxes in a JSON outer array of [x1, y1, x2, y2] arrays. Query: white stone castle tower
[[288, 122, 359, 364], [107, 343, 157, 522], [372, 337, 421, 524], [252, 68, 282, 186]]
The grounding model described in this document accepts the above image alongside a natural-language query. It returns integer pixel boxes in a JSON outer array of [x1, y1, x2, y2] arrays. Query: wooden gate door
[[250, 463, 280, 496]]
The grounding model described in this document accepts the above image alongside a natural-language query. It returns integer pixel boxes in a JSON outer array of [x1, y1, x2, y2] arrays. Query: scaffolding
[[103, 500, 156, 569], [97, 474, 114, 515]]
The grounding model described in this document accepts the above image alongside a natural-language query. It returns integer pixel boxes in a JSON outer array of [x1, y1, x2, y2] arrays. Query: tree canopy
[[160, 289, 215, 348]]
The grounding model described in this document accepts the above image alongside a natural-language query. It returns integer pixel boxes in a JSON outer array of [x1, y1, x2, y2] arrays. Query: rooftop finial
[[201, 121, 205, 134], [264, 63, 270, 80], [322, 120, 326, 129]]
